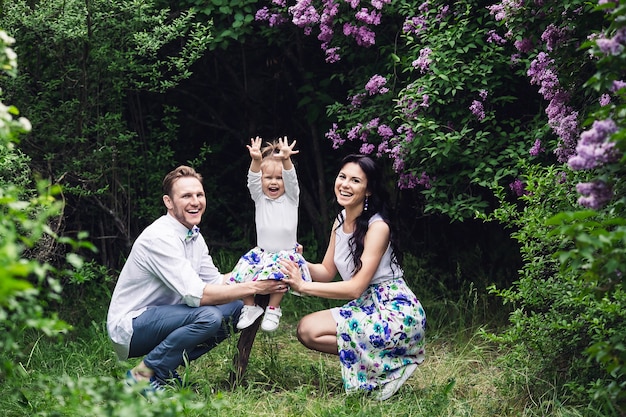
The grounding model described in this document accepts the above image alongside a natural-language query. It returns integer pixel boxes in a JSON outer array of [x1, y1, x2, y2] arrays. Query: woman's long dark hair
[[334, 154, 402, 275]]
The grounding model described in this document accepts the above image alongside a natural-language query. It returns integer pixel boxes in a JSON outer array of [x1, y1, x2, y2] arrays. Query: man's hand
[[254, 278, 290, 295]]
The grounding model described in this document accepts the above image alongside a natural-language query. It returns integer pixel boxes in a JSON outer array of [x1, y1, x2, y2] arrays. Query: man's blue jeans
[[129, 301, 243, 380]]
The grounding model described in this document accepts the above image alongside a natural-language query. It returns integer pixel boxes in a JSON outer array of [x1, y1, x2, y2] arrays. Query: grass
[[0, 290, 592, 416]]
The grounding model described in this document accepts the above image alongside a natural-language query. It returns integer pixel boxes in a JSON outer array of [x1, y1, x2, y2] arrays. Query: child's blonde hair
[[259, 140, 283, 170], [260, 140, 281, 159]]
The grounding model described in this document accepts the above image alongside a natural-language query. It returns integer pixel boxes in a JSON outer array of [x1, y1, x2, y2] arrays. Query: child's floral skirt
[[227, 246, 311, 295], [331, 278, 426, 393]]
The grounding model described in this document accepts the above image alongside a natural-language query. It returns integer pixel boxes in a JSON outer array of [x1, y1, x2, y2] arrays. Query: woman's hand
[[280, 258, 306, 294]]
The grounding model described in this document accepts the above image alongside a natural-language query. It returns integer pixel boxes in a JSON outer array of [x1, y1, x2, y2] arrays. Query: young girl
[[227, 136, 311, 332]]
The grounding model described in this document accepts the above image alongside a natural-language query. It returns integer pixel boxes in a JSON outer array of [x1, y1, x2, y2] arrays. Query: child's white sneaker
[[237, 305, 264, 330], [261, 306, 282, 332]]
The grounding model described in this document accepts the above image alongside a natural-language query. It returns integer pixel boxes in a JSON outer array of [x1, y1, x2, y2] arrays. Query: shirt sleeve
[[283, 167, 299, 204], [197, 238, 224, 285], [139, 235, 206, 307], [247, 170, 263, 202]]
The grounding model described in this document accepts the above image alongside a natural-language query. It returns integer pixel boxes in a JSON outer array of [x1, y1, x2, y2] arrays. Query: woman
[[282, 154, 426, 401]]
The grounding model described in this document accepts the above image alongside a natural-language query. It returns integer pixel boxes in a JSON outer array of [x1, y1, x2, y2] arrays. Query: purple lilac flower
[[355, 8, 381, 25], [555, 171, 567, 184], [403, 16, 427, 35], [391, 148, 405, 172], [399, 96, 419, 118], [599, 94, 611, 106], [377, 140, 389, 156], [365, 74, 389, 95], [289, 0, 320, 28], [378, 124, 394, 139], [528, 53, 555, 89], [551, 110, 579, 161], [568, 119, 619, 170], [269, 14, 288, 26], [255, 7, 271, 21], [487, 0, 523, 21], [597, 27, 626, 55], [326, 123, 345, 149], [611, 80, 626, 92], [398, 96, 424, 118], [350, 93, 365, 108], [366, 118, 380, 129], [529, 53, 579, 161], [576, 180, 613, 209], [470, 100, 486, 120], [541, 24, 568, 51], [436, 5, 450, 20], [397, 85, 429, 118], [479, 89, 488, 100], [514, 38, 533, 53], [371, 0, 391, 9], [325, 46, 341, 63], [536, 68, 559, 100], [412, 47, 432, 72], [347, 123, 365, 141], [318, 0, 338, 44], [402, 126, 415, 143], [398, 171, 432, 190], [360, 143, 375, 154], [487, 30, 507, 45], [509, 178, 528, 196], [353, 25, 376, 47], [487, 4, 507, 21], [529, 138, 544, 156], [318, 25, 333, 43]]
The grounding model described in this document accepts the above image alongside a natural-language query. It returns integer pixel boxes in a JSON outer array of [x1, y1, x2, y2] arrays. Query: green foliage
[[324, 0, 536, 221], [34, 375, 208, 416], [175, 0, 257, 49], [0, 30, 89, 380], [0, 285, 519, 416], [455, 0, 626, 412], [0, 0, 215, 267], [547, 211, 626, 290]]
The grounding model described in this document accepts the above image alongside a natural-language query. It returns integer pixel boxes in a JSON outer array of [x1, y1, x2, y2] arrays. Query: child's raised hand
[[276, 136, 299, 160], [247, 136, 263, 161]]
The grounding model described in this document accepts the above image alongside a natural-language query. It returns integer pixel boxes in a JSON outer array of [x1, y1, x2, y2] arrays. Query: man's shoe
[[375, 363, 418, 401], [261, 306, 282, 332], [237, 305, 264, 329], [126, 369, 166, 395]]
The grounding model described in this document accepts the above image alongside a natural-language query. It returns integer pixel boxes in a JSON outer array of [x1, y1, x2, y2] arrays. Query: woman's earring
[[364, 196, 369, 211]]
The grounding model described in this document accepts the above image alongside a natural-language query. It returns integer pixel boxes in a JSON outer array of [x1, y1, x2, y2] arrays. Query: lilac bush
[[484, 0, 626, 411], [255, 0, 626, 411]]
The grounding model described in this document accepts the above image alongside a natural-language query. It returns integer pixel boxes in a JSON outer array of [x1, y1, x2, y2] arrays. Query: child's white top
[[248, 167, 299, 252]]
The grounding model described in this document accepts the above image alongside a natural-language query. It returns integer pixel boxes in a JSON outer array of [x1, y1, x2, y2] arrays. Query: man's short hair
[[162, 165, 203, 196]]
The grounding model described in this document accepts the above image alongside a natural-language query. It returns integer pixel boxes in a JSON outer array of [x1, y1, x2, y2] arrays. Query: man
[[106, 165, 287, 391]]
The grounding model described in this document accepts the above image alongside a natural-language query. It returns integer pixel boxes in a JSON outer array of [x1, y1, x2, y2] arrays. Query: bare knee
[[296, 317, 314, 348], [295, 311, 338, 355]]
